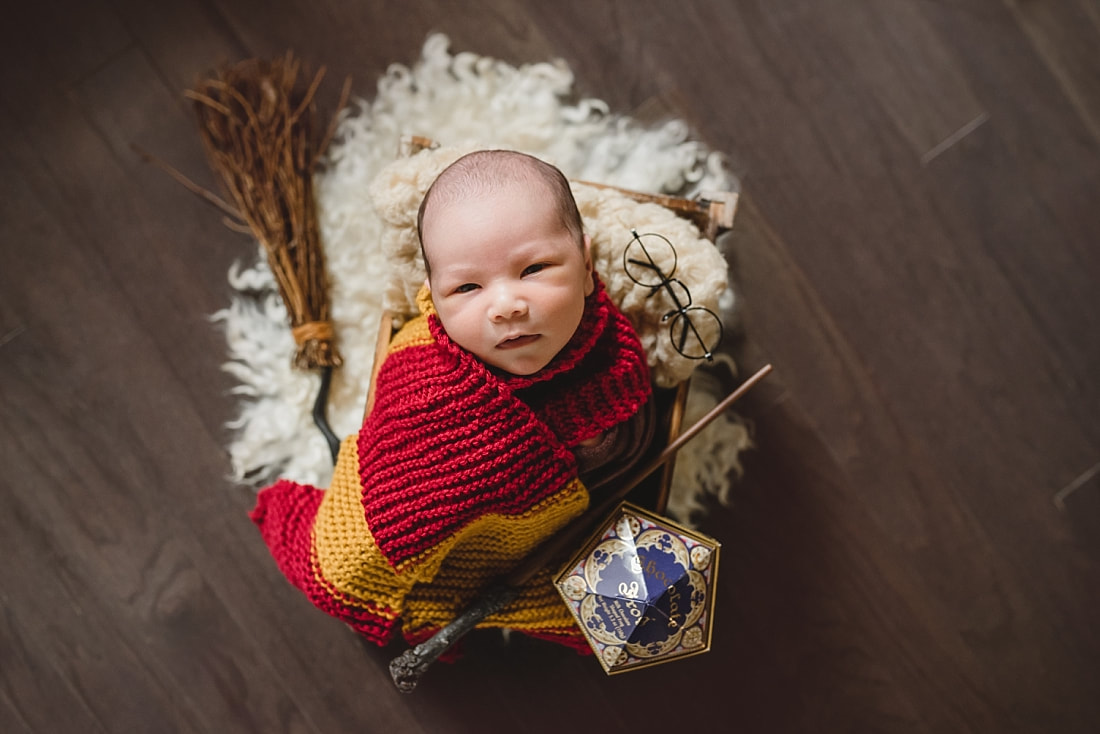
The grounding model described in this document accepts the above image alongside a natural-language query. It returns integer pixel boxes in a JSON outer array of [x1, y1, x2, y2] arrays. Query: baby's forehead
[[428, 170, 544, 210]]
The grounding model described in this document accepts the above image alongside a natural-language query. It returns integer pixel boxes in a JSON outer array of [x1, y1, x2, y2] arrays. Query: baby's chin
[[482, 350, 554, 376]]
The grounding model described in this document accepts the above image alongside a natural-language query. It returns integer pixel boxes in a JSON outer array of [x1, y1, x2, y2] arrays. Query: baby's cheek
[[450, 313, 493, 360]]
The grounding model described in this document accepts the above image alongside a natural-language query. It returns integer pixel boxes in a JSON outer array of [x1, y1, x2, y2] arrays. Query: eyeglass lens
[[624, 231, 677, 287]]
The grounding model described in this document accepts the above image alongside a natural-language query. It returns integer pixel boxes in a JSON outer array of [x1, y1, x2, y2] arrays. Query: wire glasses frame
[[622, 229, 723, 361]]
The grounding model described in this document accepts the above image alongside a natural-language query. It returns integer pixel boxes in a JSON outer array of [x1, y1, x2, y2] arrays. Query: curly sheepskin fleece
[[215, 33, 752, 522]]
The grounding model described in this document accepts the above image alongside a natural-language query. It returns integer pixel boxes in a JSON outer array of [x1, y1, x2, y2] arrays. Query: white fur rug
[[214, 34, 750, 522]]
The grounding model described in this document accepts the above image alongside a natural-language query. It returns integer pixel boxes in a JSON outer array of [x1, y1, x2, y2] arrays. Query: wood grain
[[1, 0, 1097, 731]]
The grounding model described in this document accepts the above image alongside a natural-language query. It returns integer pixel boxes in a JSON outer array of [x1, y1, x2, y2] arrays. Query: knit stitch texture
[[251, 277, 651, 649]]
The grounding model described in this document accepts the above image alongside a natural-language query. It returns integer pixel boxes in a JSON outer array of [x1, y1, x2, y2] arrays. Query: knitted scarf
[[251, 278, 652, 650]]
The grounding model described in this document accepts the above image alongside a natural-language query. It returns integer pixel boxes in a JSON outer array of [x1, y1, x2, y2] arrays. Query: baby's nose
[[489, 285, 528, 320]]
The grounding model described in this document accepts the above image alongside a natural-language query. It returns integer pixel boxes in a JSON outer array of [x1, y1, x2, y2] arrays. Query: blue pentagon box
[[554, 501, 721, 674]]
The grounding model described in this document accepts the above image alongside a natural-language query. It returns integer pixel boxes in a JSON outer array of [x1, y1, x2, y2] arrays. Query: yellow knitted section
[[312, 436, 408, 620], [384, 286, 435, 355], [386, 313, 432, 354], [312, 432, 589, 636], [415, 284, 436, 317], [401, 499, 588, 636]]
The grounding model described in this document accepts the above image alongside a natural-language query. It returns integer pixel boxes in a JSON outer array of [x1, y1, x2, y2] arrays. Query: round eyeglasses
[[622, 229, 723, 361]]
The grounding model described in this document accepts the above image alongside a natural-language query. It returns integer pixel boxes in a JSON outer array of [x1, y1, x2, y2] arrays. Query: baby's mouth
[[497, 334, 540, 349]]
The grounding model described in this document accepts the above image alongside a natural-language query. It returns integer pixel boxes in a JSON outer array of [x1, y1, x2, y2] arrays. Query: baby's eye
[[453, 283, 480, 294], [522, 263, 548, 276]]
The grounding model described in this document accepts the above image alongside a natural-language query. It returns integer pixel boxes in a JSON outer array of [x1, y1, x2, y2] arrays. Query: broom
[[139, 53, 351, 460]]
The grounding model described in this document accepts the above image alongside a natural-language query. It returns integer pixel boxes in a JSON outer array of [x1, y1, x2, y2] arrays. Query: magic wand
[[389, 362, 773, 691]]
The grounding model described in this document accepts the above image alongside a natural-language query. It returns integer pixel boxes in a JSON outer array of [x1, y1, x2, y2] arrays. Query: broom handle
[[312, 366, 341, 463], [389, 363, 772, 692]]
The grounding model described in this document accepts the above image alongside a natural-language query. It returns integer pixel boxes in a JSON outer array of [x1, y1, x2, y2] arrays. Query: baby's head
[[418, 150, 594, 375]]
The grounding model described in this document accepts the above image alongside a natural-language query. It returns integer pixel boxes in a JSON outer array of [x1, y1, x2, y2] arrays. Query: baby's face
[[423, 183, 593, 375]]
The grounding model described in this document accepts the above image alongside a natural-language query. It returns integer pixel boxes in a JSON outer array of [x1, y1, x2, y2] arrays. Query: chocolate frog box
[[554, 501, 721, 674]]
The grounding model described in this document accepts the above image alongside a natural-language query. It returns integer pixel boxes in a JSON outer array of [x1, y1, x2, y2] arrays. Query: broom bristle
[[189, 53, 345, 369]]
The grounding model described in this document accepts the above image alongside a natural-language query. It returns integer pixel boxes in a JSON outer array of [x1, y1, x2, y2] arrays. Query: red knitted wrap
[[251, 276, 652, 648], [361, 279, 651, 570]]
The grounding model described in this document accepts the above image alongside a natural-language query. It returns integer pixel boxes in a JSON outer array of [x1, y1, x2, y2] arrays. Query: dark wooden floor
[[2, 0, 1098, 731]]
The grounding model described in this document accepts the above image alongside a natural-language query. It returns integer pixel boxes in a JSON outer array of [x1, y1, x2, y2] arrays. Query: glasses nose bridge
[[666, 277, 693, 309]]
